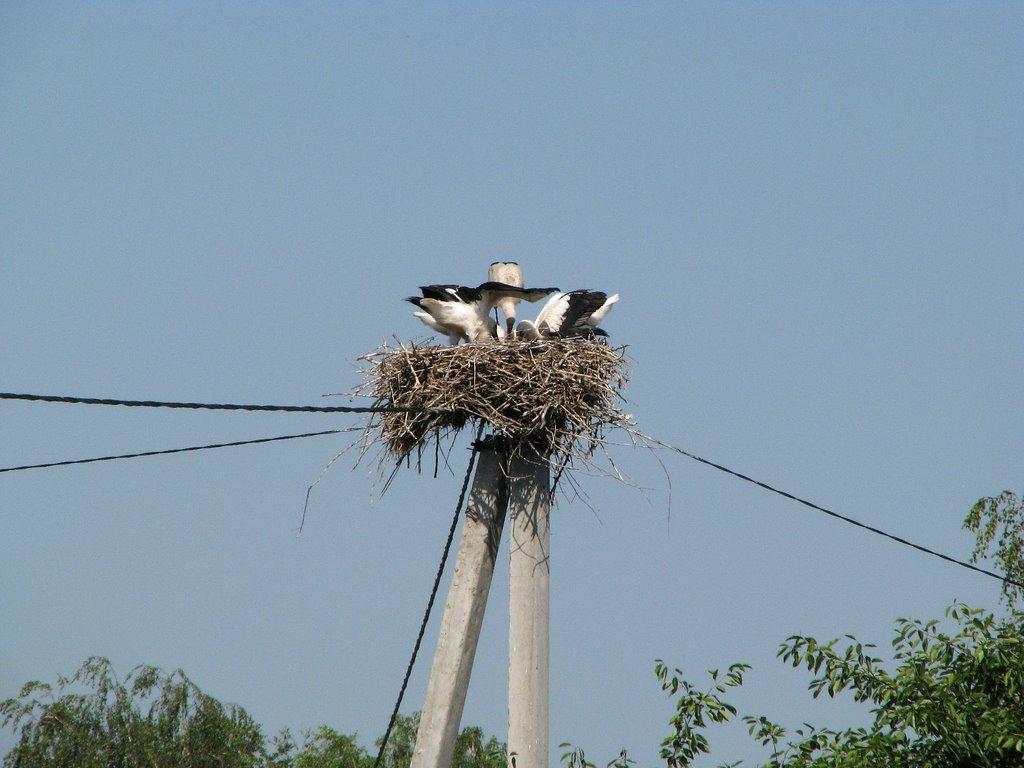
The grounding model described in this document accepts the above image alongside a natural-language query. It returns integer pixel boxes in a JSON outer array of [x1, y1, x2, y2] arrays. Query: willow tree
[[1, 656, 270, 768]]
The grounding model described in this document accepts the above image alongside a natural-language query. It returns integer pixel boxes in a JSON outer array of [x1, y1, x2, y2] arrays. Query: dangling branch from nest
[[352, 337, 632, 480]]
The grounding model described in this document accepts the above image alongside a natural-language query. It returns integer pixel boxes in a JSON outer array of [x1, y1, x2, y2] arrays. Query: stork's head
[[489, 261, 524, 336]]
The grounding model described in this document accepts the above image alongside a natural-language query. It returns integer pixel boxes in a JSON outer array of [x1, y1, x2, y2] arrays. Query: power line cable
[[373, 428, 484, 768], [643, 433, 1024, 591], [0, 391, 426, 414], [0, 429, 358, 474]]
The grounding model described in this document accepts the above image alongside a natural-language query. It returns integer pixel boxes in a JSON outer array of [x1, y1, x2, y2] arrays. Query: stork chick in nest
[[407, 280, 558, 344]]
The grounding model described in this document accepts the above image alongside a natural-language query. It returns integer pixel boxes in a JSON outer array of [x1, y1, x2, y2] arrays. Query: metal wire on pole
[[0, 391, 428, 414], [644, 433, 1024, 591], [0, 429, 360, 474]]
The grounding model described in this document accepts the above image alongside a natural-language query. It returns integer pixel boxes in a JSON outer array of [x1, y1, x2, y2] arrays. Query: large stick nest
[[355, 338, 630, 472]]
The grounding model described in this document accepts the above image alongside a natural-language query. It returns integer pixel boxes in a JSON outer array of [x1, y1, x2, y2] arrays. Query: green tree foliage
[[366, 713, 504, 768], [0, 656, 267, 768], [576, 602, 1023, 768], [450, 724, 507, 768], [770, 602, 1024, 766], [283, 726, 372, 768], [964, 490, 1024, 606], [652, 661, 748, 768], [559, 743, 635, 768], [1, 660, 506, 768]]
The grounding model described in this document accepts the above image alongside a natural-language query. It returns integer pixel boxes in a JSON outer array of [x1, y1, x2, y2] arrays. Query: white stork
[[407, 281, 558, 344], [488, 261, 524, 336], [515, 289, 619, 339]]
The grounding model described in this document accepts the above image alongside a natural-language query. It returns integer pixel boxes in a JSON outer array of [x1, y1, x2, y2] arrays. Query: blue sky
[[1, 2, 1021, 764]]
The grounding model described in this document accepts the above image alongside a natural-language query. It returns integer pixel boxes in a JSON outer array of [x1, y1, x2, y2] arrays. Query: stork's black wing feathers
[[476, 281, 559, 303], [419, 284, 470, 302], [417, 281, 558, 307], [559, 290, 608, 333]]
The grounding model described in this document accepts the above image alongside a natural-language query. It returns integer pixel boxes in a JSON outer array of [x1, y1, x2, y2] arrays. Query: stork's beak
[[505, 316, 516, 337]]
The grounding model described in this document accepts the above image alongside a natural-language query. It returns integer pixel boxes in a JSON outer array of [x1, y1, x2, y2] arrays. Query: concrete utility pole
[[410, 442, 510, 768], [507, 445, 551, 768]]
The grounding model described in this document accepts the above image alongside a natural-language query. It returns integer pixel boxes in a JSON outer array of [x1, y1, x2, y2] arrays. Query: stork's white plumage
[[407, 280, 557, 344], [408, 296, 491, 343], [586, 292, 619, 326], [412, 310, 464, 345], [488, 261, 524, 335], [516, 290, 619, 339]]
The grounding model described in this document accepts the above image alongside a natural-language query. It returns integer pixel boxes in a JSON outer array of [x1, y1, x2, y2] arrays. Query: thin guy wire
[[373, 428, 484, 768], [0, 429, 357, 474], [645, 434, 1024, 591], [0, 391, 427, 414]]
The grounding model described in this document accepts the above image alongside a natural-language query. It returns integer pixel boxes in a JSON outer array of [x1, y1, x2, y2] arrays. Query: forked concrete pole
[[507, 445, 551, 768], [410, 443, 509, 768]]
